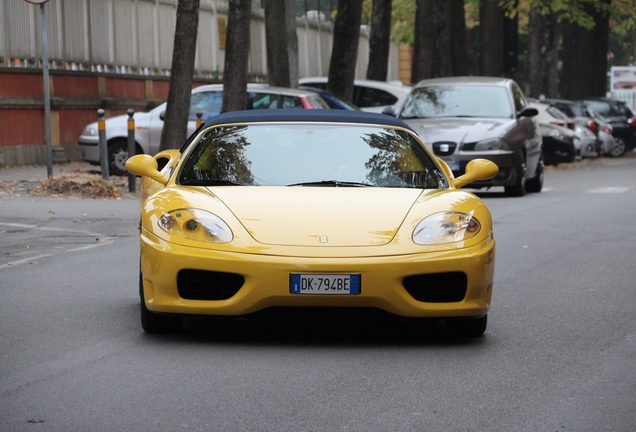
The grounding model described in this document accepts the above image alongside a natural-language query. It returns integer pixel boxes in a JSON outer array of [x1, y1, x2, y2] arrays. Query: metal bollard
[[98, 109, 109, 180], [127, 109, 136, 193], [196, 111, 204, 128]]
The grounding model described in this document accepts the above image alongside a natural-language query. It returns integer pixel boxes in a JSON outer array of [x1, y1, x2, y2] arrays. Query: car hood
[[402, 117, 514, 144], [211, 187, 423, 247]]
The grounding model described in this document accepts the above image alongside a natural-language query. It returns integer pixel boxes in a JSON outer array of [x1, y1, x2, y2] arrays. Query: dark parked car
[[539, 123, 577, 165], [544, 98, 620, 157], [386, 76, 543, 197], [581, 97, 636, 157]]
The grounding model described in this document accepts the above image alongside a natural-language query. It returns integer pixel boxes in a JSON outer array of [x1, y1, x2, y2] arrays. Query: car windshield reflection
[[401, 85, 514, 119], [179, 124, 448, 189]]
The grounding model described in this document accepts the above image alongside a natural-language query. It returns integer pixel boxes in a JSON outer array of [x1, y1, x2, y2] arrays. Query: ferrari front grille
[[177, 269, 245, 300], [402, 272, 467, 302]]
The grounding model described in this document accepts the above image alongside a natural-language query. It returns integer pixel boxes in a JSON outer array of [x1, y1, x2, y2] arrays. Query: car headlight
[[549, 129, 567, 142], [412, 211, 481, 245], [474, 138, 506, 151], [157, 209, 233, 243], [82, 126, 96, 137]]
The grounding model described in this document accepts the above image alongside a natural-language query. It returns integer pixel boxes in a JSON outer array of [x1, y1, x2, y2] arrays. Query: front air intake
[[177, 269, 245, 300], [402, 272, 467, 302]]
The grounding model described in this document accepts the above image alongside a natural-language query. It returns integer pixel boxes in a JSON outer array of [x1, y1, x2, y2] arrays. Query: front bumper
[[78, 138, 100, 164], [140, 230, 495, 319]]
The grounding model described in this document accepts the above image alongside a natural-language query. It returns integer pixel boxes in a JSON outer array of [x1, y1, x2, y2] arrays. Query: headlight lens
[[82, 126, 96, 137], [412, 211, 481, 245], [157, 209, 233, 243], [474, 138, 506, 151]]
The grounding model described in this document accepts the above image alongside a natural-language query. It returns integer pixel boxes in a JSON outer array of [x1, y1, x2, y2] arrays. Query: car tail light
[[550, 121, 565, 127], [601, 124, 612, 134], [588, 120, 596, 133], [629, 118, 636, 127]]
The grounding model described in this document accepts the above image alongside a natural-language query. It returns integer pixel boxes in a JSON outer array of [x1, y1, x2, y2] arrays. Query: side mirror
[[125, 154, 170, 185], [159, 111, 166, 121], [382, 107, 397, 117], [453, 159, 499, 189], [517, 106, 538, 118]]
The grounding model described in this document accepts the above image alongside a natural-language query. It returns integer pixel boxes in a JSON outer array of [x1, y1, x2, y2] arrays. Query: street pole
[[24, 0, 52, 178]]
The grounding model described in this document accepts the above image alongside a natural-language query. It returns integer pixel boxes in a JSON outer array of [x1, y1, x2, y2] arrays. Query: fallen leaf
[[29, 261, 38, 265], [25, 245, 29, 248], [48, 210, 55, 214]]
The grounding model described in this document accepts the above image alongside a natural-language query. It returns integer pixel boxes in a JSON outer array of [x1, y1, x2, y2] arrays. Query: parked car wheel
[[504, 162, 526, 197], [445, 315, 487, 338], [608, 136, 627, 158], [526, 152, 544, 193], [108, 140, 131, 176], [140, 271, 183, 334]]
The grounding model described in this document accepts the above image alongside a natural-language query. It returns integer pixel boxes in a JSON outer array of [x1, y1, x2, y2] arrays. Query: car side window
[[354, 86, 397, 108], [249, 93, 278, 109], [189, 91, 223, 120], [281, 96, 303, 108]]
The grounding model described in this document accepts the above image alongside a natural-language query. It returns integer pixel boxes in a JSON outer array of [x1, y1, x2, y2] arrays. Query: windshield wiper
[[288, 180, 374, 187], [181, 179, 244, 186]]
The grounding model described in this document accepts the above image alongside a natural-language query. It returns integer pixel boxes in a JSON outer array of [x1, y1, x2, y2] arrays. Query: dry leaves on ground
[[33, 171, 125, 199]]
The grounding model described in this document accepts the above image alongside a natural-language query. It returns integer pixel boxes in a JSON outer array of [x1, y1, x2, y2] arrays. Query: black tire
[[504, 162, 526, 197], [445, 315, 488, 338], [526, 152, 544, 193], [140, 272, 183, 334], [608, 137, 627, 158], [107, 140, 140, 176]]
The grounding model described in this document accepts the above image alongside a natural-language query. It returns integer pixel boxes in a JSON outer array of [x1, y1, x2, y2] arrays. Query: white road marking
[[585, 187, 631, 194], [0, 221, 116, 269]]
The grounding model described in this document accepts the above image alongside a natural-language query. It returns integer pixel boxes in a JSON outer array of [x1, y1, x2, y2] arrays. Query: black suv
[[581, 98, 636, 157]]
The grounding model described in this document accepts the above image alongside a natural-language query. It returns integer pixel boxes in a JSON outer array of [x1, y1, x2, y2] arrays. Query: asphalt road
[[1, 155, 635, 431]]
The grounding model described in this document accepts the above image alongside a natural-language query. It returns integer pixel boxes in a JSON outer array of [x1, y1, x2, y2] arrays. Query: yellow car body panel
[[127, 111, 498, 330]]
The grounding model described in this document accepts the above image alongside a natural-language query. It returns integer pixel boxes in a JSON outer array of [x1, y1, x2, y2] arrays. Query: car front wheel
[[140, 272, 183, 334], [526, 152, 544, 193], [107, 141, 129, 176], [504, 162, 526, 197], [608, 137, 627, 157]]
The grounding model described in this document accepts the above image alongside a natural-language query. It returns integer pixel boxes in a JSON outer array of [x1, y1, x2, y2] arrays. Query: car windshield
[[179, 123, 448, 189], [400, 85, 514, 119]]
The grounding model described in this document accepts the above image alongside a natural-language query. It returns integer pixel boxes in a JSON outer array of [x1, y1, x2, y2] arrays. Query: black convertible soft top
[[202, 108, 415, 132]]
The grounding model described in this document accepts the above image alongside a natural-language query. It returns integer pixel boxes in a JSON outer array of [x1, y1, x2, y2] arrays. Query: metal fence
[[0, 0, 400, 82]]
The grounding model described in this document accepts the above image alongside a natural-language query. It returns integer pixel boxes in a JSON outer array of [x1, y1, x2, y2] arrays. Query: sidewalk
[[0, 162, 138, 198], [0, 161, 99, 183]]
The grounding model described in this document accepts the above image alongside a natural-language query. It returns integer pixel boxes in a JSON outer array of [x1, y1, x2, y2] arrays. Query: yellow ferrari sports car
[[126, 109, 498, 336]]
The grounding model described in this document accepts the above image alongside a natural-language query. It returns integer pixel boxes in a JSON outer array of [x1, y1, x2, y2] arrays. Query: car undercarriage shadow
[[148, 308, 488, 347]]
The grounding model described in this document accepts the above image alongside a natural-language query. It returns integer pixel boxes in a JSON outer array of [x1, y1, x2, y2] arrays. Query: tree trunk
[[159, 0, 200, 151], [265, 0, 291, 87], [450, 0, 469, 77], [544, 14, 559, 98], [366, 0, 392, 81], [479, 0, 504, 77], [327, 0, 364, 101], [221, 0, 252, 113], [503, 0, 518, 79], [560, 1, 610, 99], [286, 0, 299, 87], [527, 5, 542, 98], [411, 0, 434, 83]]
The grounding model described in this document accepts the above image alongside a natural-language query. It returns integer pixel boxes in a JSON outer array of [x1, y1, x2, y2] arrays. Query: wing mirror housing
[[382, 107, 397, 117], [125, 154, 170, 185], [517, 106, 538, 118], [453, 159, 499, 189]]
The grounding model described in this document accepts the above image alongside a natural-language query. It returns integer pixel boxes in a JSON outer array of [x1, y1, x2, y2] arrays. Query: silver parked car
[[78, 84, 329, 175], [385, 76, 543, 196], [298, 77, 412, 114]]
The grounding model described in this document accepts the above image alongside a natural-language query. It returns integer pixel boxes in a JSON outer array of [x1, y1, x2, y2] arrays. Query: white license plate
[[290, 274, 360, 295]]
